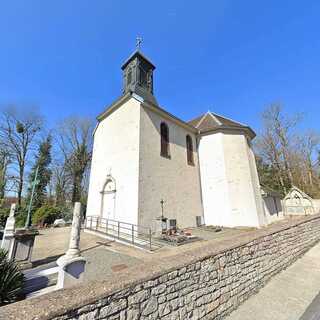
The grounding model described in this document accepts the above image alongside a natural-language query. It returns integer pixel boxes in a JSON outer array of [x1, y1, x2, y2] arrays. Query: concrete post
[[57, 202, 86, 289], [1, 204, 16, 259], [59, 202, 82, 262]]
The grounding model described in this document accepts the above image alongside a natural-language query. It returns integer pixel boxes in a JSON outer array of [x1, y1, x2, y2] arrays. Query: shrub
[[59, 206, 73, 223], [32, 206, 62, 226], [0, 249, 25, 305], [15, 209, 28, 228], [0, 208, 10, 228]]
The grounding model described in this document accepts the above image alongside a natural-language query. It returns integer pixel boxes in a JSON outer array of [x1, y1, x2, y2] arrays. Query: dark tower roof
[[121, 50, 158, 106], [121, 50, 156, 71]]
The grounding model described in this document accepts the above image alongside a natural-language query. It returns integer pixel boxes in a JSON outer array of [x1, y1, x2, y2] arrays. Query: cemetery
[[0, 5, 319, 318], [1, 204, 320, 319], [1, 195, 319, 313]]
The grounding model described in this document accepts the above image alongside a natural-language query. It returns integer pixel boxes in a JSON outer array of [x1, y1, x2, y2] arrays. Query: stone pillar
[[59, 202, 82, 262], [57, 202, 86, 289], [1, 204, 16, 259]]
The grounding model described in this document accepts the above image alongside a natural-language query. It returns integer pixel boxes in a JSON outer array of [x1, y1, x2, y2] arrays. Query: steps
[[22, 264, 59, 298]]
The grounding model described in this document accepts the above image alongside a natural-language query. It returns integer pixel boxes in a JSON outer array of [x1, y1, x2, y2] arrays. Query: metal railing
[[85, 216, 153, 250]]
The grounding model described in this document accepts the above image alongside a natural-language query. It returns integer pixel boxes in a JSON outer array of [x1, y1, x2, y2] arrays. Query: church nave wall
[[138, 105, 204, 231]]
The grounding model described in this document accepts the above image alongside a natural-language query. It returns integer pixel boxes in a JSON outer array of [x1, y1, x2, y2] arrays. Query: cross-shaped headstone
[[136, 36, 142, 50]]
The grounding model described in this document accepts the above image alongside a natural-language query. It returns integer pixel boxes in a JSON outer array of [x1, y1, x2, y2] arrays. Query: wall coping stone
[[1, 214, 319, 320]]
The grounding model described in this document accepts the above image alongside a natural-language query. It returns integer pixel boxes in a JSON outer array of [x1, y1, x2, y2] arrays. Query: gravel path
[[30, 225, 255, 282]]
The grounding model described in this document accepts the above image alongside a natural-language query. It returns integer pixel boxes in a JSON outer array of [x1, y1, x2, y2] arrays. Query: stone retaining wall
[[2, 215, 320, 320]]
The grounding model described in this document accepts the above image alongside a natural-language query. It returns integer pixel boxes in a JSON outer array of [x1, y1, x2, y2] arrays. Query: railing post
[[118, 221, 120, 239], [106, 219, 108, 234], [132, 225, 134, 245], [90, 217, 92, 230], [96, 217, 98, 230]]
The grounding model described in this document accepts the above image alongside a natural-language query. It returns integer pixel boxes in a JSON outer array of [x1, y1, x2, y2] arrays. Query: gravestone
[[1, 204, 16, 258]]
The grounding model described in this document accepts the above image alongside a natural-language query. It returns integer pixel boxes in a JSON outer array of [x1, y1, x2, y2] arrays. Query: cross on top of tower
[[136, 36, 143, 51]]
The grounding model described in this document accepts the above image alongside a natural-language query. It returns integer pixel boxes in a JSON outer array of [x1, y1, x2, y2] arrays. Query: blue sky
[[0, 1, 319, 133]]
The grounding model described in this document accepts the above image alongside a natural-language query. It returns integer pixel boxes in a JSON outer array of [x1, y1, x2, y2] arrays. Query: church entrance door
[[101, 178, 116, 221], [103, 192, 116, 220]]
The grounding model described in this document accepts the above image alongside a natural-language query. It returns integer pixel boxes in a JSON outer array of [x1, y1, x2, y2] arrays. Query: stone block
[[99, 299, 127, 317]]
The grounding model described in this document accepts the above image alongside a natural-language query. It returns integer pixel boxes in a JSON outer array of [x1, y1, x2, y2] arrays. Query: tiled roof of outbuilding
[[188, 112, 256, 138]]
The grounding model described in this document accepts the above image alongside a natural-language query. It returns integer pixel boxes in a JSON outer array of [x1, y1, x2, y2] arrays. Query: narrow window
[[186, 135, 194, 165], [160, 122, 170, 158], [127, 69, 132, 86], [139, 67, 147, 86]]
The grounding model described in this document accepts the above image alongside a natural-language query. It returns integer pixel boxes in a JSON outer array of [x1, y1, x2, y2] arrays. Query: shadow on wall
[[265, 197, 281, 216]]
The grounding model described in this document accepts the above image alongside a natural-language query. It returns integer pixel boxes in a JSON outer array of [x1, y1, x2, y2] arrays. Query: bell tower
[[121, 48, 157, 105]]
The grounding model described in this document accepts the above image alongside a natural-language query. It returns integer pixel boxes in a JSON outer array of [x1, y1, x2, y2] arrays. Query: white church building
[[86, 50, 266, 231]]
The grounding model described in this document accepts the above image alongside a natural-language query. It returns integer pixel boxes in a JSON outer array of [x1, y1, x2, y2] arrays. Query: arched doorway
[[100, 176, 116, 220]]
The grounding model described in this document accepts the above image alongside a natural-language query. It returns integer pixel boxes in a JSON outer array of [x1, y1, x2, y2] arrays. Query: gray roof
[[131, 85, 158, 106], [96, 91, 197, 133], [121, 50, 156, 70], [188, 112, 256, 138]]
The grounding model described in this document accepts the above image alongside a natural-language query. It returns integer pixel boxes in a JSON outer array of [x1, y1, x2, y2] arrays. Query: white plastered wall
[[313, 199, 320, 214], [138, 106, 204, 231], [246, 142, 267, 226], [198, 133, 232, 226], [199, 131, 265, 228], [86, 98, 141, 225]]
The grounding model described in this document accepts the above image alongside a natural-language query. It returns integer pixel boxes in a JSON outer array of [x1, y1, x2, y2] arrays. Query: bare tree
[[293, 131, 320, 195], [0, 107, 43, 206], [0, 147, 10, 199], [268, 105, 302, 184], [255, 104, 320, 196], [57, 116, 93, 203], [302, 132, 319, 187], [51, 161, 70, 207]]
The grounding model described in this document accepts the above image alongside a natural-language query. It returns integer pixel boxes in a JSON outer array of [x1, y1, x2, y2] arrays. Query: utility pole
[[25, 166, 39, 229]]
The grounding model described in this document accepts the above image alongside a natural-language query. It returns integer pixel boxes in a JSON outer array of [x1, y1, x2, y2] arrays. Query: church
[[86, 49, 267, 232]]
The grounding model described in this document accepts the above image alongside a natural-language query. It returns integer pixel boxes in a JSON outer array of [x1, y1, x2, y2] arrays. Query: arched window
[[160, 122, 170, 158], [186, 135, 194, 165]]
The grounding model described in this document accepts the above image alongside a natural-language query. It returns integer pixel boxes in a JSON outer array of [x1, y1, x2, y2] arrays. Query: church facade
[[86, 50, 266, 231]]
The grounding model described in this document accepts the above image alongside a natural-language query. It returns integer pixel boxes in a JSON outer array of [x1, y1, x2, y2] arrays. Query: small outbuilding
[[283, 186, 315, 216]]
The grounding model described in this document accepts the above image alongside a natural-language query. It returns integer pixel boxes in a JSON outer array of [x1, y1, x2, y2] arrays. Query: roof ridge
[[211, 111, 249, 128], [208, 111, 222, 126], [193, 113, 208, 128], [121, 50, 156, 70]]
